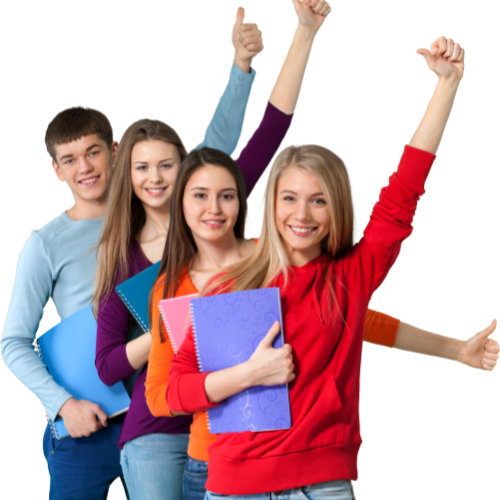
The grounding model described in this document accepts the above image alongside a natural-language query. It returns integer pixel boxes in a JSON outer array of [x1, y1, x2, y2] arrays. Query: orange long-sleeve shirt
[[146, 270, 400, 462]]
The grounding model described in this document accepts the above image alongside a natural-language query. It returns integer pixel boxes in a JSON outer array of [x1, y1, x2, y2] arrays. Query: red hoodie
[[167, 145, 436, 495]]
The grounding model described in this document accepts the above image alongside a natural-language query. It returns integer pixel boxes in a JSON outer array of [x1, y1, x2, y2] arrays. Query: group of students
[[2, 1, 499, 499]]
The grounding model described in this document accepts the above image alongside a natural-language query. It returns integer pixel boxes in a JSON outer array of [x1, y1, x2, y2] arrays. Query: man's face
[[52, 134, 117, 204]]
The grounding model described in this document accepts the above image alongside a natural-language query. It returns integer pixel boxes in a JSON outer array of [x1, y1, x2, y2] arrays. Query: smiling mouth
[[288, 225, 317, 237], [203, 219, 226, 228], [79, 176, 100, 186], [145, 187, 168, 197]]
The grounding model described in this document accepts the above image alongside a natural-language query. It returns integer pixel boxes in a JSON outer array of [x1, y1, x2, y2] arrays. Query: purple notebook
[[190, 288, 291, 434]]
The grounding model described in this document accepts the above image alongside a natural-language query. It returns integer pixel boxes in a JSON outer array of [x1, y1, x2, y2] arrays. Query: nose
[[294, 200, 310, 221], [208, 195, 222, 215], [77, 156, 93, 175], [149, 166, 163, 184]]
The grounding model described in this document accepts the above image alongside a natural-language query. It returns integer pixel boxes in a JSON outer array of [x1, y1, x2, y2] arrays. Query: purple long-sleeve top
[[96, 101, 293, 448]]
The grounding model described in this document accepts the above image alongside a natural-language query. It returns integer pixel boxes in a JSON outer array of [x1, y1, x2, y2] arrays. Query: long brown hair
[[155, 147, 248, 341], [92, 119, 188, 310], [204, 145, 354, 301]]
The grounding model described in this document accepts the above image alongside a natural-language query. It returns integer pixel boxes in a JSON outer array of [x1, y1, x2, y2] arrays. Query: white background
[[0, 0, 498, 498]]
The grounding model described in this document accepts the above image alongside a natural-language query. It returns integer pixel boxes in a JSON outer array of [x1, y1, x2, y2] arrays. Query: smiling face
[[130, 140, 181, 211], [52, 133, 115, 204], [183, 164, 240, 244], [275, 165, 331, 265]]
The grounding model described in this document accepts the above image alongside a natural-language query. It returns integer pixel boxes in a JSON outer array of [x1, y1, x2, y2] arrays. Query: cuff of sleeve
[[266, 101, 294, 122], [397, 145, 436, 195], [50, 393, 73, 423], [231, 62, 256, 86], [170, 372, 218, 414]]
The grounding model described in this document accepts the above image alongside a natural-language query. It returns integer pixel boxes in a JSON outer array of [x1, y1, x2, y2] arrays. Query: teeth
[[204, 220, 224, 225], [81, 177, 98, 184], [146, 188, 165, 193], [291, 226, 314, 233]]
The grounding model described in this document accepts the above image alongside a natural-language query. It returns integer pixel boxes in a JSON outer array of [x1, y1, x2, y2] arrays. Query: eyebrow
[[279, 189, 324, 196], [59, 143, 100, 162], [132, 157, 175, 166], [189, 187, 237, 192]]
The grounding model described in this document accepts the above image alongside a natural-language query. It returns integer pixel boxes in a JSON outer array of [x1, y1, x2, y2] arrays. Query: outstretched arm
[[393, 320, 499, 371], [410, 37, 464, 154], [196, 8, 263, 154]]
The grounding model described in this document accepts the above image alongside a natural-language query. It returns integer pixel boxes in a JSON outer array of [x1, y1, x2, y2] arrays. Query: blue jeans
[[183, 456, 209, 500], [43, 419, 128, 500], [120, 433, 189, 500], [205, 480, 356, 499]]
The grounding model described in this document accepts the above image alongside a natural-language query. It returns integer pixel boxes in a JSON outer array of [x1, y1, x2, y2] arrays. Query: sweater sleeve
[[144, 282, 176, 417], [167, 324, 218, 414], [363, 309, 400, 348], [339, 145, 436, 299], [1, 233, 72, 422], [95, 282, 138, 387], [236, 102, 293, 195], [195, 63, 256, 155]]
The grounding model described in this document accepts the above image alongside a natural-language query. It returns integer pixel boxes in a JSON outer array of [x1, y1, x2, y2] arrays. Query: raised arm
[[195, 8, 263, 154], [236, 0, 331, 194], [410, 37, 464, 154]]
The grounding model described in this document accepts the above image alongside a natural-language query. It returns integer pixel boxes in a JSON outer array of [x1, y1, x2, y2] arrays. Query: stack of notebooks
[[159, 288, 291, 434], [36, 306, 130, 439]]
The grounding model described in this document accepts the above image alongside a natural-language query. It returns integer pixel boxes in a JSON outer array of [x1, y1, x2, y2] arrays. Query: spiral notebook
[[36, 306, 131, 439], [190, 288, 291, 434], [158, 294, 197, 353], [116, 261, 161, 333]]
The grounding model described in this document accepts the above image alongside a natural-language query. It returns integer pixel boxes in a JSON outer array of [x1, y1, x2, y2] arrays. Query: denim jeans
[[120, 433, 189, 500], [43, 419, 128, 500], [183, 456, 209, 500], [205, 480, 356, 500]]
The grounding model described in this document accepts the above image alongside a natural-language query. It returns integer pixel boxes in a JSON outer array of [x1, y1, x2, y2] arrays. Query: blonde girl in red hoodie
[[167, 37, 465, 498]]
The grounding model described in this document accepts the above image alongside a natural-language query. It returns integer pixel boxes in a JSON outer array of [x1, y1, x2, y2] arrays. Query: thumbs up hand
[[458, 320, 499, 370], [232, 7, 264, 73], [417, 37, 465, 82]]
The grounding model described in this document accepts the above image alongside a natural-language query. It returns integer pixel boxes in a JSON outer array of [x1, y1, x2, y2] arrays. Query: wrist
[[239, 361, 256, 390], [58, 397, 76, 418], [296, 22, 318, 41], [456, 340, 468, 365], [234, 52, 251, 74], [436, 75, 461, 91]]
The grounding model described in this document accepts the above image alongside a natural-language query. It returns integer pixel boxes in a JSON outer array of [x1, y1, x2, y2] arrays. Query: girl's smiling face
[[183, 164, 240, 244], [130, 140, 181, 210], [275, 165, 330, 265]]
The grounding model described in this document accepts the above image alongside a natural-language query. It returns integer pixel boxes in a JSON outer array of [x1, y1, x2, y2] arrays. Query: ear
[[111, 141, 119, 163], [52, 160, 66, 182]]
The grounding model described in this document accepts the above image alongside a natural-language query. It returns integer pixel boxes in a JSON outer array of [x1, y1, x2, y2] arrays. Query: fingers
[[457, 48, 465, 62], [430, 36, 447, 56], [93, 404, 108, 428], [239, 24, 263, 52], [443, 38, 455, 58], [449, 42, 461, 62], [482, 338, 499, 371], [313, 0, 330, 16]]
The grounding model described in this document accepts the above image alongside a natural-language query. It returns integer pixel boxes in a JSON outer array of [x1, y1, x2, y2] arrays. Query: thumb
[[93, 404, 108, 427], [477, 319, 497, 341], [259, 322, 281, 349], [236, 7, 245, 25], [416, 48, 434, 65]]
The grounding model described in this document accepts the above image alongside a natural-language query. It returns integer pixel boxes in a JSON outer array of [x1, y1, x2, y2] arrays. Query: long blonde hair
[[204, 145, 354, 298], [92, 119, 188, 310]]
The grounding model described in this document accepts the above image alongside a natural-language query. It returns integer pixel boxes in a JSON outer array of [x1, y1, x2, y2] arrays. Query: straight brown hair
[[92, 119, 188, 311], [155, 147, 248, 341]]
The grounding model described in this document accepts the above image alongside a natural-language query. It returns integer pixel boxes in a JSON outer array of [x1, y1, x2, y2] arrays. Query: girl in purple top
[[93, 1, 331, 498]]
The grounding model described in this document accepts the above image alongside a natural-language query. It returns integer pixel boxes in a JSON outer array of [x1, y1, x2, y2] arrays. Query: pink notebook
[[158, 294, 197, 353]]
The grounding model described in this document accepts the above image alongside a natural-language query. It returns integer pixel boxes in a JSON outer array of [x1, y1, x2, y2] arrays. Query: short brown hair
[[45, 107, 113, 161]]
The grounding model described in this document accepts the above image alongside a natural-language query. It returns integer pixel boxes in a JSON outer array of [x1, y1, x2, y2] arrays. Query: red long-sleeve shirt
[[167, 145, 436, 494]]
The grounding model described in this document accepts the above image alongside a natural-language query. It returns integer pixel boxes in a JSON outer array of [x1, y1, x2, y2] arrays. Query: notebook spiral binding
[[190, 303, 204, 373], [158, 304, 178, 354], [190, 302, 212, 432], [117, 290, 149, 332]]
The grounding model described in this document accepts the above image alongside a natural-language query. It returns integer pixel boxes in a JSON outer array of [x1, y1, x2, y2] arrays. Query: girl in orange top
[[145, 150, 497, 499]]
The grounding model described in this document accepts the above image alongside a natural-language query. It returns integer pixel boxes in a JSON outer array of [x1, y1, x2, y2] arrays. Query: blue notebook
[[116, 261, 160, 333], [36, 306, 131, 439], [190, 288, 291, 434]]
